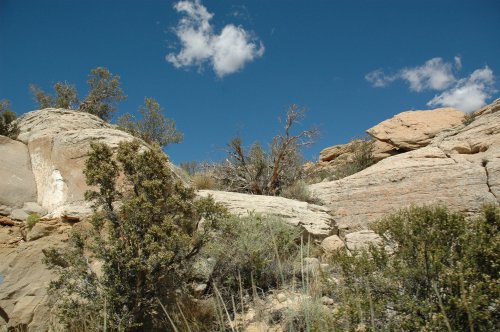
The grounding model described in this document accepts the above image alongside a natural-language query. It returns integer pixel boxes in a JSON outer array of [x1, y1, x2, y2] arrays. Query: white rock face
[[0, 136, 37, 215], [310, 101, 500, 236], [197, 190, 335, 239], [16, 109, 140, 219]]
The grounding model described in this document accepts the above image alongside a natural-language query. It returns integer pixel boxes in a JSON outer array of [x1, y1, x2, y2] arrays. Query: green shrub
[[284, 297, 336, 332], [117, 97, 183, 148], [280, 180, 322, 204], [213, 105, 318, 196], [334, 138, 375, 179], [328, 204, 500, 331], [43, 140, 227, 331], [0, 99, 18, 138], [208, 214, 301, 305], [26, 213, 40, 228], [192, 172, 218, 190], [462, 111, 477, 125]]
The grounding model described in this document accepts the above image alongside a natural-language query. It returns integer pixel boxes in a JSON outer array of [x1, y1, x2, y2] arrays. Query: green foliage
[[334, 138, 375, 179], [29, 82, 79, 109], [0, 99, 18, 138], [53, 82, 79, 109], [280, 180, 322, 204], [44, 140, 227, 330], [191, 172, 218, 190], [117, 97, 183, 148], [208, 214, 300, 303], [284, 297, 336, 332], [213, 105, 318, 196], [79, 67, 126, 121], [329, 205, 500, 331], [26, 213, 40, 228]]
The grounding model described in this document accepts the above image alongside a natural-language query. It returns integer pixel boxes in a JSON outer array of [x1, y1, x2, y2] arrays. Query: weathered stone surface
[[320, 235, 345, 254], [372, 139, 399, 161], [16, 109, 140, 219], [26, 221, 58, 241], [0, 136, 37, 215], [310, 102, 500, 237], [197, 190, 335, 239], [345, 230, 382, 252], [319, 141, 359, 162], [0, 222, 68, 331], [9, 209, 29, 222], [367, 107, 464, 151]]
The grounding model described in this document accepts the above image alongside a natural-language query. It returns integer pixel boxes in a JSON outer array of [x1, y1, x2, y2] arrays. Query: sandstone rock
[[367, 107, 464, 151], [20, 202, 47, 217], [197, 190, 335, 239], [0, 223, 68, 331], [310, 102, 499, 237], [0, 136, 37, 215], [26, 221, 58, 241], [319, 141, 359, 162], [372, 139, 399, 161], [320, 235, 345, 254], [345, 230, 382, 252], [9, 209, 29, 222], [16, 109, 142, 218]]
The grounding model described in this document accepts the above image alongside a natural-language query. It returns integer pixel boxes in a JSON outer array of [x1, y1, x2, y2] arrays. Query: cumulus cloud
[[399, 58, 455, 91], [366, 57, 496, 112], [166, 0, 264, 77], [428, 66, 495, 112]]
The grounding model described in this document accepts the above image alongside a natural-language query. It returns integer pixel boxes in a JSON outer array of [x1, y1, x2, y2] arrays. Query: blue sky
[[1, 0, 499, 164]]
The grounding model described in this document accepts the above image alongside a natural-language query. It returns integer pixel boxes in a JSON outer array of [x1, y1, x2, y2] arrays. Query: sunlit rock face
[[15, 108, 139, 219], [310, 100, 500, 236]]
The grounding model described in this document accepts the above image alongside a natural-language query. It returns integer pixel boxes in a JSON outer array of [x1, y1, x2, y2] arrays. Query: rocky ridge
[[1, 100, 499, 330]]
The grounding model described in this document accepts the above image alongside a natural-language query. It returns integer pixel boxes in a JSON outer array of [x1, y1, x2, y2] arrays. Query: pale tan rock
[[0, 136, 37, 215], [26, 221, 58, 241], [0, 223, 68, 331], [319, 141, 361, 162], [15, 109, 142, 219], [197, 190, 335, 239], [320, 235, 345, 254], [345, 230, 382, 252], [367, 107, 464, 151], [310, 102, 499, 237], [372, 139, 399, 161]]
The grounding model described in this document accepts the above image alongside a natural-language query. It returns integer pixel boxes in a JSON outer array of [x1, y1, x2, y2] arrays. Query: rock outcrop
[[310, 100, 499, 237], [15, 109, 140, 220], [0, 219, 69, 331], [198, 190, 335, 239], [366, 107, 464, 151], [0, 136, 37, 216]]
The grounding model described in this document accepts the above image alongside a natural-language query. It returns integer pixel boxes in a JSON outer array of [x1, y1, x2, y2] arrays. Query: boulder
[[16, 109, 141, 219], [0, 136, 37, 215], [367, 107, 464, 151], [319, 141, 359, 162], [0, 222, 68, 331], [197, 190, 335, 239], [310, 102, 499, 237], [344, 230, 382, 252], [320, 235, 345, 254]]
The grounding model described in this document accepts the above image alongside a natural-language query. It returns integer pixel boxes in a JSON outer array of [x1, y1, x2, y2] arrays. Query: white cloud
[[428, 66, 496, 113], [454, 56, 462, 70], [167, 0, 264, 77], [399, 58, 455, 91], [365, 69, 396, 87], [366, 57, 496, 112]]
